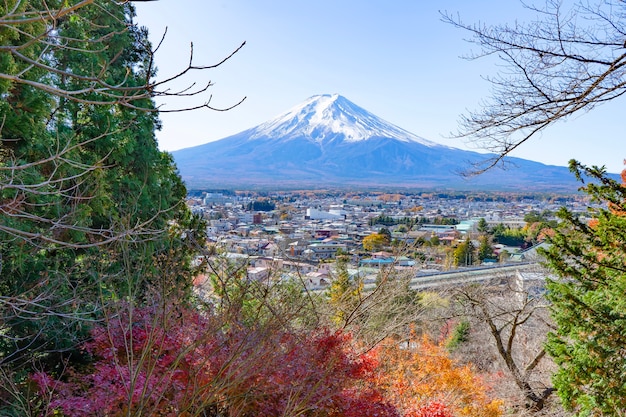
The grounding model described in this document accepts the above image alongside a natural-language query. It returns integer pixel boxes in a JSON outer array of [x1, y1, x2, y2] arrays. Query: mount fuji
[[172, 94, 578, 190]]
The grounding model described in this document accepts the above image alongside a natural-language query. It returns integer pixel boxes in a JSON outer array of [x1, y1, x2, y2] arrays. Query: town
[[188, 189, 591, 291]]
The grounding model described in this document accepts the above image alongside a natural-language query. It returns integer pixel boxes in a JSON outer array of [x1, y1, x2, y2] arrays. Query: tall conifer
[[542, 161, 626, 415], [0, 1, 202, 374]]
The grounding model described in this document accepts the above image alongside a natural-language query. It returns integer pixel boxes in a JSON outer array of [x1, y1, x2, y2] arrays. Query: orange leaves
[[33, 299, 505, 417], [608, 201, 626, 217], [537, 227, 556, 240], [374, 335, 503, 417], [607, 162, 626, 216]]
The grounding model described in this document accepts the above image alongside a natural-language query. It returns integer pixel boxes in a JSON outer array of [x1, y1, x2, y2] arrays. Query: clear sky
[[134, 1, 623, 174]]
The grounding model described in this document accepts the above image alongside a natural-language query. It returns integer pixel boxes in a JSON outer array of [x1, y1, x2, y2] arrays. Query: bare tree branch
[[442, 0, 626, 175], [0, 0, 246, 112], [450, 272, 556, 411]]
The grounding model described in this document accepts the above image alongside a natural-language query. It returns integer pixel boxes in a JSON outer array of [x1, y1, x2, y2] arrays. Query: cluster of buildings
[[188, 191, 585, 291]]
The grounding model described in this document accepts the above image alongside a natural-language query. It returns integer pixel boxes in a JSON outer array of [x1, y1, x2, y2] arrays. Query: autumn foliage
[[33, 302, 398, 417], [30, 298, 506, 417], [362, 232, 390, 251], [412, 401, 453, 417], [374, 334, 502, 417]]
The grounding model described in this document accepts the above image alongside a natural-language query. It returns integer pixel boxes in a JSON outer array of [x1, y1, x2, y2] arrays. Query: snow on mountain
[[249, 93, 443, 147], [172, 94, 579, 191]]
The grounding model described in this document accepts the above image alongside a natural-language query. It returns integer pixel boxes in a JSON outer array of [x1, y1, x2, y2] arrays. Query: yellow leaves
[[419, 292, 450, 309], [363, 233, 388, 251]]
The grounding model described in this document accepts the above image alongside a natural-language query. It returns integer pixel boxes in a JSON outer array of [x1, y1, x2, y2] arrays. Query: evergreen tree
[[0, 1, 205, 383], [327, 253, 361, 325], [477, 217, 489, 234], [452, 237, 475, 267], [476, 235, 493, 262], [542, 161, 626, 415], [379, 227, 392, 243]]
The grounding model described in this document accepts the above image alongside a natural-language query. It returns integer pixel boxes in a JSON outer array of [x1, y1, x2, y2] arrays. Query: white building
[[305, 208, 343, 220]]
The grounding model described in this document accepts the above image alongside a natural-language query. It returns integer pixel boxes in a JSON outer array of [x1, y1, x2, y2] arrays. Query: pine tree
[[477, 217, 490, 234], [0, 0, 203, 380], [477, 235, 493, 262], [542, 160, 626, 415], [327, 253, 362, 325]]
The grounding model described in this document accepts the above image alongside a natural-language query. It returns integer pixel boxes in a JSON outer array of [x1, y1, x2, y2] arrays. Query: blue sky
[[135, 1, 623, 174]]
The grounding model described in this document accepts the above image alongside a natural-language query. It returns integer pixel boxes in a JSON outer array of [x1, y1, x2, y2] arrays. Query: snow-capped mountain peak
[[249, 94, 441, 147], [172, 93, 580, 191]]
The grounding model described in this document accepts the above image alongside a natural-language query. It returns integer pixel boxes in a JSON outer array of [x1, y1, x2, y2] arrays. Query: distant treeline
[[246, 200, 276, 212], [188, 189, 580, 203], [187, 189, 235, 197]]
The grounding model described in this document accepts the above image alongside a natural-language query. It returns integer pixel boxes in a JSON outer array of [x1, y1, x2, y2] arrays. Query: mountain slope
[[172, 94, 579, 191]]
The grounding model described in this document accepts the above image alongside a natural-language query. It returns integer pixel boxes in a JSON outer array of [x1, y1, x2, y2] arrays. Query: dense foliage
[[362, 232, 390, 251], [31, 300, 503, 417], [33, 302, 399, 417], [245, 200, 276, 212], [375, 334, 502, 417], [543, 161, 626, 415], [0, 1, 202, 409], [451, 238, 475, 267]]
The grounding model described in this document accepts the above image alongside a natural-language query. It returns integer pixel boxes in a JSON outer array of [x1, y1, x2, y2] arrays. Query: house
[[247, 266, 269, 281], [314, 229, 340, 239], [305, 242, 348, 260], [305, 270, 331, 289], [509, 242, 550, 262]]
